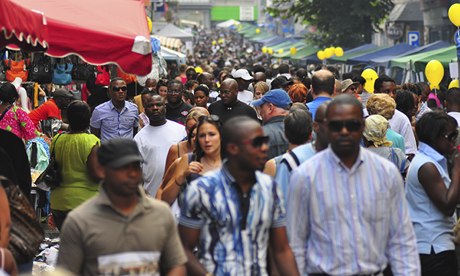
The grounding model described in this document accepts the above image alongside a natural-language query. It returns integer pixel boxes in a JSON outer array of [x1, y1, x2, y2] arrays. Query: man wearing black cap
[[57, 138, 187, 276], [28, 88, 74, 129], [252, 89, 292, 159]]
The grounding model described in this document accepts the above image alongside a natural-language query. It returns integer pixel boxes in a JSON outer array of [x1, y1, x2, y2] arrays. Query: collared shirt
[[90, 100, 138, 142], [389, 109, 417, 155], [179, 163, 286, 276], [263, 115, 288, 159], [306, 96, 331, 120], [405, 142, 455, 254], [275, 142, 316, 203], [57, 185, 187, 276], [287, 146, 420, 275]]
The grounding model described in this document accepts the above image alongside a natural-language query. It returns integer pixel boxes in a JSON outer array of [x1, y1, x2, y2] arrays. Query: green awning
[[290, 45, 319, 60], [389, 46, 456, 69], [272, 42, 308, 58], [329, 47, 385, 63]]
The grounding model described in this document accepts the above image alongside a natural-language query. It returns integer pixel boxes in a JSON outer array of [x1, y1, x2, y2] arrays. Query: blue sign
[[408, 31, 420, 47], [152, 0, 165, 12], [455, 30, 460, 60]]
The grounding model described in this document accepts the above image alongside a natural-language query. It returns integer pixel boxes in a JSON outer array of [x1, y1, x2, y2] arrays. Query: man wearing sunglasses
[[287, 95, 420, 275], [179, 116, 300, 276], [90, 78, 138, 142]]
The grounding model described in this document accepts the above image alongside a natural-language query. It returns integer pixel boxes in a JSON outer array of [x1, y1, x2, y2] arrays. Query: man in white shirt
[[232, 69, 254, 105], [134, 93, 187, 195]]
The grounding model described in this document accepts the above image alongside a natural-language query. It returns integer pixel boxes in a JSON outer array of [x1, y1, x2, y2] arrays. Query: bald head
[[221, 78, 238, 90], [222, 116, 260, 152], [220, 78, 238, 105], [312, 69, 335, 96]]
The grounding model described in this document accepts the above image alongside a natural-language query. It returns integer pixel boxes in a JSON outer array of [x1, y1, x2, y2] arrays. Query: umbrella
[[11, 0, 152, 75], [0, 0, 48, 51]]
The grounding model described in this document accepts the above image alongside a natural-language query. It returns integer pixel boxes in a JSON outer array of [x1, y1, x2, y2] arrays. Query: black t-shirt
[[208, 100, 258, 124], [166, 101, 192, 125]]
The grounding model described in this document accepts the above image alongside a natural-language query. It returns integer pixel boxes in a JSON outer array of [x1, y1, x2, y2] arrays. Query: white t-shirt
[[134, 120, 187, 195], [448, 111, 460, 126], [237, 90, 253, 105], [389, 109, 417, 155]]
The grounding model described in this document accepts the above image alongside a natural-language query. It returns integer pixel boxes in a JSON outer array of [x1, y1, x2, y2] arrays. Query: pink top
[[427, 93, 441, 108], [0, 105, 39, 141]]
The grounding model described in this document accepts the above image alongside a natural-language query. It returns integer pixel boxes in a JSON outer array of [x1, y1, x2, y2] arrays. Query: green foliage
[[267, 0, 393, 48]]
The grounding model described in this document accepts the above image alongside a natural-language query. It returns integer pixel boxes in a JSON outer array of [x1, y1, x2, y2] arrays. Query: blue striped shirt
[[179, 163, 286, 276], [287, 146, 420, 275]]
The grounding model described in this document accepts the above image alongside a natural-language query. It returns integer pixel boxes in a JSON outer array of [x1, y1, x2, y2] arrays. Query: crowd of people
[[0, 26, 460, 276]]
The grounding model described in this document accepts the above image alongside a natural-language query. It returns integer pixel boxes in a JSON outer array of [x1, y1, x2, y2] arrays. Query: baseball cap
[[232, 69, 253, 81], [252, 89, 292, 108], [98, 138, 143, 168], [340, 79, 359, 93], [53, 88, 75, 99]]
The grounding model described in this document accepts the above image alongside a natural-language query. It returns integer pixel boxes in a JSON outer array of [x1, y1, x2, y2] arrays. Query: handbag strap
[[50, 133, 63, 159]]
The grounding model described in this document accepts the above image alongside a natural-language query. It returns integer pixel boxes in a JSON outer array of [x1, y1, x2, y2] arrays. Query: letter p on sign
[[408, 31, 420, 47]]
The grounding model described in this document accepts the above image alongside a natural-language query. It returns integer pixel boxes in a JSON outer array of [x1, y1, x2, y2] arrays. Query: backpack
[[52, 62, 73, 85], [28, 53, 52, 84], [280, 151, 301, 172]]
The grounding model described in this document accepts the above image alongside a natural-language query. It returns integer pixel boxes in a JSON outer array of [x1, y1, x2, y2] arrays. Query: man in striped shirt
[[286, 95, 420, 275]]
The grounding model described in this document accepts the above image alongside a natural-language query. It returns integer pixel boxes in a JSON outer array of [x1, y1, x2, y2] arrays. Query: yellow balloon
[[425, 60, 444, 90], [361, 68, 378, 93], [278, 49, 284, 54], [268, 48, 274, 55], [317, 50, 326, 60], [256, 28, 261, 34], [195, 67, 203, 74], [146, 16, 152, 33], [449, 3, 460, 27], [448, 79, 459, 89], [262, 47, 268, 54], [335, 47, 344, 57], [290, 47, 297, 55], [212, 41, 217, 45], [324, 47, 334, 58]]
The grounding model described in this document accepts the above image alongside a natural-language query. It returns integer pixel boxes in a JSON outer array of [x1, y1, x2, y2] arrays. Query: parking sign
[[408, 31, 420, 47]]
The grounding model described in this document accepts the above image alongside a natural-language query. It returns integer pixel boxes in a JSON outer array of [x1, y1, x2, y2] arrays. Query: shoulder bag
[[35, 133, 63, 190]]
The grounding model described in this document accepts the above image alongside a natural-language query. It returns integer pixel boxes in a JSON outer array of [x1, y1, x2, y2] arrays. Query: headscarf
[[363, 115, 393, 147]]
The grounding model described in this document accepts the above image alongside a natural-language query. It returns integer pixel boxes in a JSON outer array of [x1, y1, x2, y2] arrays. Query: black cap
[[52, 88, 74, 99], [98, 138, 143, 168]]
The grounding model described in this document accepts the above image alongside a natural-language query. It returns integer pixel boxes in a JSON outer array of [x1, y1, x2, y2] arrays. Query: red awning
[[6, 0, 152, 75], [0, 0, 48, 51]]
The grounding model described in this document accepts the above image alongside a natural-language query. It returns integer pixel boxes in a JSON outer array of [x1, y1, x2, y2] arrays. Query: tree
[[267, 0, 394, 48]]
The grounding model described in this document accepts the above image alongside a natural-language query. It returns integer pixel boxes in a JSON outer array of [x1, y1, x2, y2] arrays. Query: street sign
[[408, 31, 420, 47]]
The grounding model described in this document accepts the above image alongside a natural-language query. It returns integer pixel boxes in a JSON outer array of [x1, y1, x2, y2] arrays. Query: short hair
[[374, 75, 395, 92], [284, 109, 312, 145], [253, 81, 269, 94], [326, 94, 364, 118], [67, 101, 91, 132], [221, 116, 259, 157], [156, 79, 168, 90], [366, 94, 396, 120], [253, 64, 266, 73], [312, 72, 335, 96], [183, 91, 195, 105], [185, 80, 199, 90], [395, 90, 415, 116], [194, 84, 210, 96], [279, 63, 290, 74], [353, 76, 365, 86], [0, 82, 18, 104], [416, 111, 458, 146], [401, 83, 421, 96], [271, 76, 288, 90], [446, 88, 460, 105], [168, 79, 183, 89], [288, 83, 308, 103], [109, 77, 125, 89]]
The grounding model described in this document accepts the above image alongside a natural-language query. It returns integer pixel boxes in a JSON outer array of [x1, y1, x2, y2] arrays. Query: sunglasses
[[444, 130, 459, 142], [198, 114, 220, 123], [167, 89, 181, 95], [112, 86, 127, 92], [328, 119, 362, 132], [241, 135, 270, 148]]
